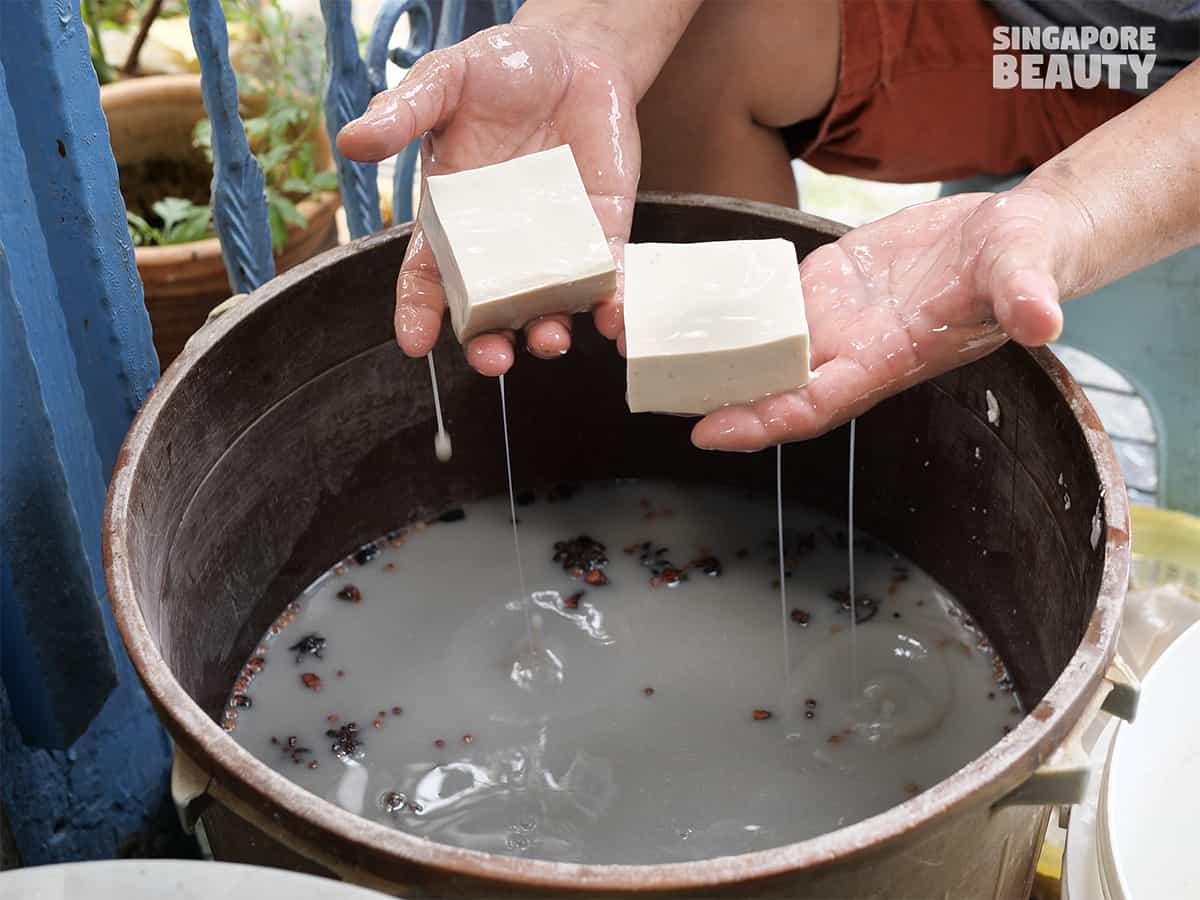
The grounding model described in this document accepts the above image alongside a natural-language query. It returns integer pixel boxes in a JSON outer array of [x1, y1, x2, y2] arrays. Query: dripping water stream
[[498, 374, 528, 602], [776, 444, 791, 695], [499, 374, 544, 680]]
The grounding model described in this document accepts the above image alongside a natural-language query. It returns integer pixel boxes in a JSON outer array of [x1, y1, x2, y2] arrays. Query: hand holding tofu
[[338, 23, 643, 375]]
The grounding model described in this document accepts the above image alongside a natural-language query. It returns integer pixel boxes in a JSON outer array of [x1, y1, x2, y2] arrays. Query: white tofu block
[[624, 239, 810, 415], [419, 145, 616, 342]]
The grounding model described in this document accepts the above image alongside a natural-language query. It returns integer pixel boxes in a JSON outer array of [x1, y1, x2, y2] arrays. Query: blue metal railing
[[324, 0, 386, 237], [192, 0, 523, 281], [0, 0, 516, 864], [190, 0, 276, 291]]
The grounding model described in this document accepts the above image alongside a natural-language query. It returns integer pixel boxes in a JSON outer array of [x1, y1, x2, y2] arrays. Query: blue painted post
[[0, 0, 158, 475], [0, 2, 171, 864], [188, 0, 275, 292], [321, 0, 383, 239]]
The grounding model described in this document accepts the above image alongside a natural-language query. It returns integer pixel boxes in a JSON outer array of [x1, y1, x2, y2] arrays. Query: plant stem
[[123, 0, 165, 76], [82, 0, 114, 84]]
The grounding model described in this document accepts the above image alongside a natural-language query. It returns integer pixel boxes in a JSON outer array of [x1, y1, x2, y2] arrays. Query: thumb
[[979, 221, 1064, 347], [337, 49, 463, 162]]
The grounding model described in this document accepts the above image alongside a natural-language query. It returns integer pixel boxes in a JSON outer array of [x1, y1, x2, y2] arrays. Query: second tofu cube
[[419, 145, 617, 342], [624, 239, 810, 415]]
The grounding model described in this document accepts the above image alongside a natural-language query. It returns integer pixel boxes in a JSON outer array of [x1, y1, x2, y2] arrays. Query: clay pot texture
[[105, 196, 1129, 897]]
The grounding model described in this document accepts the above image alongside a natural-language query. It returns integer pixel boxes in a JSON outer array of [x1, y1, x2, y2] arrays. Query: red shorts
[[786, 0, 1140, 182]]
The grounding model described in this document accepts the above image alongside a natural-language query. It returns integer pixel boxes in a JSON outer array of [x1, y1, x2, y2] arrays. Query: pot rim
[[99, 72, 207, 99], [104, 193, 1129, 892]]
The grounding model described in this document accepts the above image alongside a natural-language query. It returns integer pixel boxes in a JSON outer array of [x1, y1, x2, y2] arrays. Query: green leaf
[[280, 177, 311, 196], [256, 142, 293, 177], [192, 118, 212, 150], [267, 202, 287, 252], [309, 170, 339, 193], [243, 115, 270, 143], [269, 190, 308, 228], [192, 118, 214, 165], [290, 143, 316, 176], [267, 103, 304, 134], [168, 208, 212, 244], [151, 197, 211, 245], [152, 197, 198, 232], [126, 210, 159, 246]]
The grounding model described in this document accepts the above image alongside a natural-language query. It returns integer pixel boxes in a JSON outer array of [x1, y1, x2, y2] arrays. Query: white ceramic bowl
[[0, 860, 391, 900]]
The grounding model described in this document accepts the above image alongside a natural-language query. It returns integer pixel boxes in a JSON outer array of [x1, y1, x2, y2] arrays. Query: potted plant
[[99, 0, 340, 366]]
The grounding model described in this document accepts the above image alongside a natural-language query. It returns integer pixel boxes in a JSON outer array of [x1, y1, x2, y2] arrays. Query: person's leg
[[640, 0, 1139, 198], [637, 0, 840, 207]]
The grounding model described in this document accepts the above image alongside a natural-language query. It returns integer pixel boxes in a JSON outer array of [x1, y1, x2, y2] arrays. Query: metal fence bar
[[365, 0, 480, 224], [364, 0, 434, 225], [188, 0, 275, 292], [321, 0, 382, 239]]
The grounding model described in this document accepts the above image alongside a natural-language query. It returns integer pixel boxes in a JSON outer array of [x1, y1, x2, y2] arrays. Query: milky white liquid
[[848, 418, 859, 690], [225, 480, 1021, 864], [427, 352, 452, 463]]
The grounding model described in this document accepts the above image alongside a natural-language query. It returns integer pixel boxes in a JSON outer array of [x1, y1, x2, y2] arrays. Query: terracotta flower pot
[[101, 74, 340, 367]]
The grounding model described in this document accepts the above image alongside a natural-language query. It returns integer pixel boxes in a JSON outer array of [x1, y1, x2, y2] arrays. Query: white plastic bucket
[[1065, 620, 1200, 899]]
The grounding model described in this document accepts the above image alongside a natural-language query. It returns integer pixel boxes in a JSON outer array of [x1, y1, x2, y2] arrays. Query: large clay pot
[[105, 196, 1130, 898], [101, 74, 340, 367]]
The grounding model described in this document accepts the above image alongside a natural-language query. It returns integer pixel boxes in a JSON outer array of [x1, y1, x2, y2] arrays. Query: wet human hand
[[337, 24, 639, 376], [692, 186, 1091, 451]]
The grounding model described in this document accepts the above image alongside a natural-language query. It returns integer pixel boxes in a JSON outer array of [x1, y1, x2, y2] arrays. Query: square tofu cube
[[624, 239, 810, 415], [419, 145, 616, 342]]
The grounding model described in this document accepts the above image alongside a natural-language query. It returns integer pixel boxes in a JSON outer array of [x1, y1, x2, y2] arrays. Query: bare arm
[[692, 60, 1200, 451], [1026, 57, 1200, 303]]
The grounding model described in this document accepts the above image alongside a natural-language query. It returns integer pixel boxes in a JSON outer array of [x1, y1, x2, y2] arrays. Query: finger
[[593, 298, 623, 339], [691, 350, 960, 452], [977, 222, 1063, 347], [394, 225, 446, 357], [592, 236, 626, 341], [991, 268, 1063, 347], [337, 49, 464, 162], [466, 331, 516, 376], [525, 314, 572, 358], [691, 363, 868, 452]]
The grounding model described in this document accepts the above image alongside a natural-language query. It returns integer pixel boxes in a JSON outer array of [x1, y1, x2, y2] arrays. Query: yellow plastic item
[[1129, 505, 1200, 591], [1034, 837, 1065, 899]]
